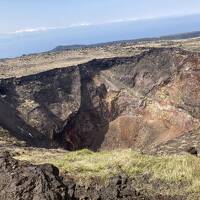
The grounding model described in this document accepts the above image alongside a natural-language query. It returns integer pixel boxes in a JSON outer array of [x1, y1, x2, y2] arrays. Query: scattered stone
[[186, 147, 198, 156]]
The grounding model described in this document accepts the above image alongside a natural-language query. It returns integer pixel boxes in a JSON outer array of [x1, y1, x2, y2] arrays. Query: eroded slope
[[0, 48, 199, 151]]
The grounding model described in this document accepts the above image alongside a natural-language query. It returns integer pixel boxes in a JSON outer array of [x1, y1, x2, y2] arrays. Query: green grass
[[15, 148, 200, 197]]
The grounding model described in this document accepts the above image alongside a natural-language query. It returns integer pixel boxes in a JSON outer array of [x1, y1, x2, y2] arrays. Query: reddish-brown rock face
[[0, 48, 199, 150]]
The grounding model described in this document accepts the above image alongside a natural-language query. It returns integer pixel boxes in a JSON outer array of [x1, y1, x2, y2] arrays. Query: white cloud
[[8, 23, 92, 35], [106, 16, 159, 24], [7, 17, 156, 35], [107, 18, 140, 23], [4, 15, 175, 35], [15, 27, 48, 33], [69, 23, 92, 27], [11, 26, 64, 34]]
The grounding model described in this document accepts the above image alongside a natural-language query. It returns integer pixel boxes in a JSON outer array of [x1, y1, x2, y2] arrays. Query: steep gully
[[0, 48, 199, 151]]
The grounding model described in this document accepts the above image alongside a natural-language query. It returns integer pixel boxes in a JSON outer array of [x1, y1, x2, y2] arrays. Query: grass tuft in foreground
[[15, 148, 200, 197]]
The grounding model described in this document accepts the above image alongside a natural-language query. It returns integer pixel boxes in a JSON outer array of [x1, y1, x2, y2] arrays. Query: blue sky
[[1, 0, 200, 34], [0, 1, 200, 58]]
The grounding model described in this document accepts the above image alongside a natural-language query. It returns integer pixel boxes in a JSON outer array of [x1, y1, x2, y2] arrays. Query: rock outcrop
[[0, 48, 199, 151], [0, 152, 69, 200], [0, 152, 183, 200]]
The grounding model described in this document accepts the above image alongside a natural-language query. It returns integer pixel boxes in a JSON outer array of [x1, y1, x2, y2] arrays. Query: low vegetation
[[15, 148, 200, 198]]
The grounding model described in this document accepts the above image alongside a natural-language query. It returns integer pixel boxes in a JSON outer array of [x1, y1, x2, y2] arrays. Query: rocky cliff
[[0, 48, 199, 151]]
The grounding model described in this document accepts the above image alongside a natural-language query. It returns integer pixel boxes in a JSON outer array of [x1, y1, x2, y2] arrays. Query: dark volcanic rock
[[65, 175, 184, 200], [0, 152, 69, 200], [0, 153, 185, 200], [186, 146, 198, 156], [0, 48, 199, 151]]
